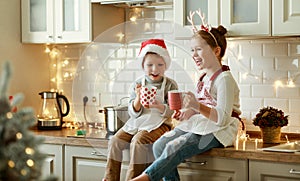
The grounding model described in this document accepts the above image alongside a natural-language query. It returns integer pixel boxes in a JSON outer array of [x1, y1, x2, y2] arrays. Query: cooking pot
[[99, 98, 129, 133]]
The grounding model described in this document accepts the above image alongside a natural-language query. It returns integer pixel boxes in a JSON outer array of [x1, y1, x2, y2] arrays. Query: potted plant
[[252, 106, 288, 143]]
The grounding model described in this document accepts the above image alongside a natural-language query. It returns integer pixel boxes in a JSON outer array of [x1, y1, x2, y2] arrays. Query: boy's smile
[[143, 53, 166, 81]]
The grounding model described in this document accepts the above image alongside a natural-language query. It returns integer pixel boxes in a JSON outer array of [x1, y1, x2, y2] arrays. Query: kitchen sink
[[261, 141, 300, 153]]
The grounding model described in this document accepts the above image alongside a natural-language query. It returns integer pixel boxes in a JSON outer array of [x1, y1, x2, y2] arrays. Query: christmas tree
[[0, 62, 56, 181]]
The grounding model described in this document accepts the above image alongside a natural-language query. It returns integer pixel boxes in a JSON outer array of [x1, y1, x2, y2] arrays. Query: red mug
[[168, 90, 185, 118]]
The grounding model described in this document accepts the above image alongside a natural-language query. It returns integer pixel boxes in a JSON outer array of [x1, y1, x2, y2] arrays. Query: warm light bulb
[[242, 72, 248, 79], [45, 47, 51, 53], [16, 132, 23, 139], [287, 79, 295, 87], [274, 80, 283, 88], [63, 59, 69, 65], [117, 33, 125, 42], [25, 147, 35, 155], [130, 16, 137, 22], [6, 112, 13, 119], [26, 159, 34, 167], [8, 160, 15, 168], [21, 169, 27, 176]]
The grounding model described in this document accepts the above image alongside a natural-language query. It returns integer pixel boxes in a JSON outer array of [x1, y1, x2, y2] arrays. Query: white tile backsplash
[[52, 7, 300, 133]]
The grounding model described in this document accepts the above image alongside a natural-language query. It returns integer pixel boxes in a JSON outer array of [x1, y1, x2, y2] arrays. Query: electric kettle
[[37, 91, 70, 130]]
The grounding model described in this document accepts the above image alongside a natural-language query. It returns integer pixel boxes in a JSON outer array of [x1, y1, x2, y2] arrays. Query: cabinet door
[[21, 0, 55, 43], [178, 156, 248, 181], [54, 0, 91, 43], [40, 144, 64, 181], [272, 0, 300, 36], [221, 0, 270, 36], [21, 0, 91, 43], [65, 145, 129, 181], [250, 160, 300, 180], [173, 0, 219, 39]]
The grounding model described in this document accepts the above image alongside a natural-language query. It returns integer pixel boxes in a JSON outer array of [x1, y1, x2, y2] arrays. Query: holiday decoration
[[253, 106, 289, 143], [0, 62, 57, 181]]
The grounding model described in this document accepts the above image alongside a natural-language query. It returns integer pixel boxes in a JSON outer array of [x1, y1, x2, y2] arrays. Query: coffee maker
[[37, 91, 70, 130]]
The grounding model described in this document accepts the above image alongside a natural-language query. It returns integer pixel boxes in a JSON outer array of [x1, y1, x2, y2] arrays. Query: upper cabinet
[[21, 0, 91, 44], [221, 0, 270, 36], [174, 0, 300, 38], [173, 0, 219, 39], [272, 0, 300, 36]]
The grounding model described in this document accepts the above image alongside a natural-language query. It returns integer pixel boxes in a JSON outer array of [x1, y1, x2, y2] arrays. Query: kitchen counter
[[31, 127, 300, 164]]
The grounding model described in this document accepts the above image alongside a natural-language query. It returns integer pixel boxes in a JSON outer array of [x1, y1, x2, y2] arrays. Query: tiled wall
[[51, 7, 300, 133]]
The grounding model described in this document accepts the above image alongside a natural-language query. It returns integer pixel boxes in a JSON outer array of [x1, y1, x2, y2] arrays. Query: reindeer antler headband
[[187, 9, 219, 46]]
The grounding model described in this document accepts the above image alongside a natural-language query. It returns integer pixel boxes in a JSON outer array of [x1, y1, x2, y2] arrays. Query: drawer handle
[[184, 160, 207, 166], [289, 169, 300, 174], [91, 151, 106, 157]]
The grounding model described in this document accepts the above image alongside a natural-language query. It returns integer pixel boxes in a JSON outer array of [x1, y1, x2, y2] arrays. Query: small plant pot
[[260, 126, 281, 143]]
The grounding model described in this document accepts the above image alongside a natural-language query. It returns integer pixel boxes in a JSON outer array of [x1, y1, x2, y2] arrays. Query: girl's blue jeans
[[144, 128, 223, 181]]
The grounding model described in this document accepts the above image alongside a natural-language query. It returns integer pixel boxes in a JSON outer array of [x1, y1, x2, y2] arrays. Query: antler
[[195, 9, 210, 32], [187, 8, 211, 33], [187, 11, 198, 33], [186, 8, 218, 46]]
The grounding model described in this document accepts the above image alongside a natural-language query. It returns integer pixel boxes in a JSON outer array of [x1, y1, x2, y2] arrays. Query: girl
[[131, 15, 241, 181]]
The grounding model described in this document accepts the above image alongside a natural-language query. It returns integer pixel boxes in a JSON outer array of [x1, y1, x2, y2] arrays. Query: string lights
[[226, 41, 300, 89]]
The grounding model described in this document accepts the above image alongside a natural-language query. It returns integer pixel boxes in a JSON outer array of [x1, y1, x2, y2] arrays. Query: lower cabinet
[[40, 143, 300, 181], [249, 160, 300, 181], [40, 144, 64, 181], [178, 156, 248, 181], [64, 145, 129, 181]]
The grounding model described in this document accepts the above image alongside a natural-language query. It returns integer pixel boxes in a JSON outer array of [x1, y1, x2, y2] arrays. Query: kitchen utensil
[[37, 91, 70, 130], [99, 97, 129, 133]]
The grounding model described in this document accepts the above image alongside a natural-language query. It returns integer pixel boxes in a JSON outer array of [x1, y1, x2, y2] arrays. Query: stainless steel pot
[[99, 98, 129, 133]]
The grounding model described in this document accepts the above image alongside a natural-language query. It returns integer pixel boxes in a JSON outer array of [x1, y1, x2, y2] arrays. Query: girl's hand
[[183, 91, 200, 113], [172, 109, 197, 121]]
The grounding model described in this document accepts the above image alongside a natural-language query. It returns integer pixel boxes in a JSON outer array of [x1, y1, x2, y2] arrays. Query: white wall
[[47, 6, 300, 133], [0, 0, 50, 112]]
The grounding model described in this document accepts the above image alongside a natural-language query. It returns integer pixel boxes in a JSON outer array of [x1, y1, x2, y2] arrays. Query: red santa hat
[[137, 39, 171, 69]]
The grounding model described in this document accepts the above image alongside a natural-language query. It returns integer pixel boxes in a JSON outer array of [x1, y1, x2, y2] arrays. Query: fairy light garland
[[226, 42, 300, 89]]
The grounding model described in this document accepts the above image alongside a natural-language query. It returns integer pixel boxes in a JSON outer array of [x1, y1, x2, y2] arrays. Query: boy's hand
[[148, 99, 165, 113]]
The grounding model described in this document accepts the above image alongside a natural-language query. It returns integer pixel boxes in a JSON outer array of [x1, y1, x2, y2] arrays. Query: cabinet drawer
[[250, 160, 300, 180], [178, 156, 248, 181]]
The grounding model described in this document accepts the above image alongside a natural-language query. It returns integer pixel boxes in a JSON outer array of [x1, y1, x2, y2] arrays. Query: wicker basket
[[260, 126, 281, 143]]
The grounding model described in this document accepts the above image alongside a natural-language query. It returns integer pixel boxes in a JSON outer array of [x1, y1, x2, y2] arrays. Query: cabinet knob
[[289, 169, 300, 175], [48, 35, 53, 38], [57, 36, 62, 39]]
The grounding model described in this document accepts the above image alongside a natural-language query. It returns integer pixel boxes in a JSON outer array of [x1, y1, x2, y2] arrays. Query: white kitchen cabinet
[[221, 0, 270, 36], [40, 144, 64, 181], [272, 0, 300, 36], [250, 160, 300, 180], [65, 145, 129, 181], [173, 0, 219, 39], [178, 156, 248, 181], [174, 0, 300, 37], [21, 0, 91, 43]]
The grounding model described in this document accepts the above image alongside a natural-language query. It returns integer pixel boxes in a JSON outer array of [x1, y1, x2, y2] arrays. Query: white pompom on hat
[[137, 39, 171, 69]]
